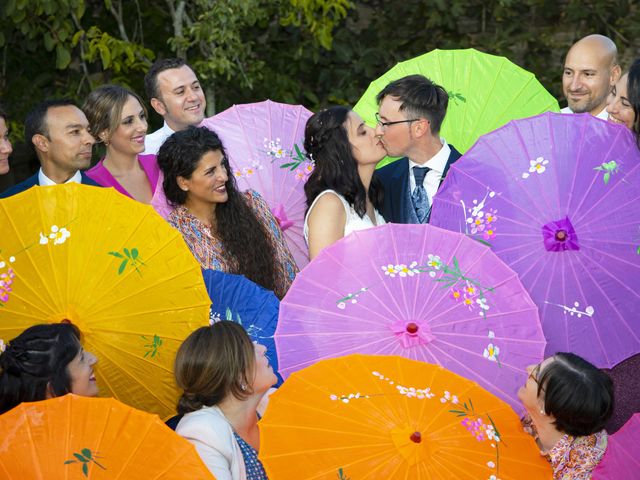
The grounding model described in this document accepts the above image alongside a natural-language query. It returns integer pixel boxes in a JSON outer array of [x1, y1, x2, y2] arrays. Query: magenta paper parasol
[[276, 223, 545, 412], [593, 413, 640, 479], [199, 100, 313, 269], [430, 112, 640, 368]]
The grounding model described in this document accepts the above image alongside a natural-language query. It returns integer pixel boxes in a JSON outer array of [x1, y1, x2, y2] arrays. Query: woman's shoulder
[[85, 158, 107, 180], [243, 189, 268, 208], [176, 406, 234, 439], [167, 206, 189, 226], [243, 190, 281, 226], [310, 189, 349, 211]]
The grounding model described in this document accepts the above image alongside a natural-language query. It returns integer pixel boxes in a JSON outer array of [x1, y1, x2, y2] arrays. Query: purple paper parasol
[[276, 223, 545, 412], [430, 112, 640, 368], [592, 413, 640, 479], [199, 100, 313, 270]]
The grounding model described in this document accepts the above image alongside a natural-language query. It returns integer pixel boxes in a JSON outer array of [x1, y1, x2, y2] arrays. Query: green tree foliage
[[1, 0, 639, 137]]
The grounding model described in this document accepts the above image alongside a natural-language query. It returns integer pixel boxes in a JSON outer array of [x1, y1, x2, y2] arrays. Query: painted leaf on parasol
[[593, 413, 640, 479], [276, 223, 545, 412], [198, 100, 313, 270], [430, 112, 640, 368], [259, 354, 551, 479], [0, 394, 215, 479], [0, 184, 211, 418], [354, 48, 559, 168], [203, 269, 282, 385]]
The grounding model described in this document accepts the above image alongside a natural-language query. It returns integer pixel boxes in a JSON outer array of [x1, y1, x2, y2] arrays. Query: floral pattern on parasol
[[276, 223, 545, 412]]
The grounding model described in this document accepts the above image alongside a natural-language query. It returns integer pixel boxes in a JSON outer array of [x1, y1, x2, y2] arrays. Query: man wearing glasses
[[374, 74, 461, 224]]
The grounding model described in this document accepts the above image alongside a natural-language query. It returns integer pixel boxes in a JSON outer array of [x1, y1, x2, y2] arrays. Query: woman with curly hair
[[0, 323, 98, 414], [158, 126, 297, 299], [303, 106, 386, 260], [607, 58, 640, 146]]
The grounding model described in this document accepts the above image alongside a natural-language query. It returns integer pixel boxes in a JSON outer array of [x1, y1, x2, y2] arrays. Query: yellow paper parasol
[[259, 354, 551, 479], [0, 184, 210, 418], [0, 394, 215, 479]]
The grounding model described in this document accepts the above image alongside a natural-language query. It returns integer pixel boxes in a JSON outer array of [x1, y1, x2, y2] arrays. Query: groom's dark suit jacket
[[375, 144, 462, 224]]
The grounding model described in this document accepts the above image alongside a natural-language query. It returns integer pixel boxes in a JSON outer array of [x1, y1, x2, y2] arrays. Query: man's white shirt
[[408, 138, 451, 205], [143, 122, 176, 155], [560, 106, 609, 120], [38, 169, 82, 186]]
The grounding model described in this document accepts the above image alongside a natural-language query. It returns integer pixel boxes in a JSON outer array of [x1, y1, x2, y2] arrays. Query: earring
[[241, 384, 247, 391], [539, 408, 545, 415]]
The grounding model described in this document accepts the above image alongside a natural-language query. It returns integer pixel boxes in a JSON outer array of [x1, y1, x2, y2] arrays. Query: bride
[[303, 106, 387, 260]]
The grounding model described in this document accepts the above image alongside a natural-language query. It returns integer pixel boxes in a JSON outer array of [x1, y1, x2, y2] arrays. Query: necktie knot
[[413, 166, 430, 185]]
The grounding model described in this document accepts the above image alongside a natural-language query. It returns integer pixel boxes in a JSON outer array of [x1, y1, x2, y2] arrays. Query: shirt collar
[[160, 121, 176, 135], [562, 106, 609, 120], [408, 138, 451, 173], [594, 107, 609, 120], [38, 168, 83, 186]]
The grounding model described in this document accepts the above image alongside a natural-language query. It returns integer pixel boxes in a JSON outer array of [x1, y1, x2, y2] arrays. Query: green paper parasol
[[354, 48, 559, 168]]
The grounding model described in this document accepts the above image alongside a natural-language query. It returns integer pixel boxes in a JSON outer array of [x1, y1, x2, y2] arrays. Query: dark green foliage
[[1, 0, 639, 139]]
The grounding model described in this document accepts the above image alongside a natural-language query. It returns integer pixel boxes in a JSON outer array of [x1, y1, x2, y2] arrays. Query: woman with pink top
[[83, 85, 159, 203]]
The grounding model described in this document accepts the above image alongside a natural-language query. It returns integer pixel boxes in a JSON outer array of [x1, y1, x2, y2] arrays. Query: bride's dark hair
[[303, 106, 383, 217]]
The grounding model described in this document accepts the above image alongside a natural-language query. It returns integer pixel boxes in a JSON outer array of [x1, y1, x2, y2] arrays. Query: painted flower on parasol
[[0, 184, 211, 418], [354, 48, 559, 168], [0, 394, 215, 479], [430, 112, 640, 368], [259, 354, 551, 479], [203, 268, 282, 385], [276, 223, 545, 412], [199, 100, 314, 269]]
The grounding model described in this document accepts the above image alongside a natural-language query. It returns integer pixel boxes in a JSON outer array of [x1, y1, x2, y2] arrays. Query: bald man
[[561, 34, 621, 119]]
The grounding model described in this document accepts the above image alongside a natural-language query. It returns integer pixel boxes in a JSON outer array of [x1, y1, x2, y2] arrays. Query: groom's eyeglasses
[[375, 112, 420, 129]]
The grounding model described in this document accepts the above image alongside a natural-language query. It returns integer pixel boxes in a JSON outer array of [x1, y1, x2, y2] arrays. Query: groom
[[374, 74, 461, 224]]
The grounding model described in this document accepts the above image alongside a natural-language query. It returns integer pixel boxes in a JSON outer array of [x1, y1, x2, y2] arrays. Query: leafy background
[[1, 0, 639, 185]]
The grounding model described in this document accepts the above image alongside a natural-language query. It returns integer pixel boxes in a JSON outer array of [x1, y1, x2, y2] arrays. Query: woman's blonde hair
[[83, 84, 147, 144], [174, 321, 255, 415]]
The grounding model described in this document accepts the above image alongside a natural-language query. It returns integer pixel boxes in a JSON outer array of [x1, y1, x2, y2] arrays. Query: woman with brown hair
[[83, 84, 159, 203], [174, 321, 276, 480]]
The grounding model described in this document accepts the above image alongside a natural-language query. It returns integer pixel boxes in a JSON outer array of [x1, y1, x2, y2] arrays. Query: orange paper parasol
[[259, 354, 551, 479], [0, 394, 215, 479]]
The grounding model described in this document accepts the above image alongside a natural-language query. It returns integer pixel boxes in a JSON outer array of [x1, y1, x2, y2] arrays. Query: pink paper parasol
[[198, 100, 313, 270], [276, 223, 546, 412], [592, 413, 640, 479], [430, 112, 640, 368]]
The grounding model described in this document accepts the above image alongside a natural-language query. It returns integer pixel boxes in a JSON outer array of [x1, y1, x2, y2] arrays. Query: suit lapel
[[389, 160, 410, 223], [439, 144, 462, 188]]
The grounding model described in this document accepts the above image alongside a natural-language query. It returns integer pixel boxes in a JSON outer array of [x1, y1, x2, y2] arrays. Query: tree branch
[[108, 0, 131, 42], [71, 13, 92, 95]]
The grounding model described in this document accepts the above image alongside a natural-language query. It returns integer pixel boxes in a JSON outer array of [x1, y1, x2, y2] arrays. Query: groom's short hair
[[376, 74, 449, 134]]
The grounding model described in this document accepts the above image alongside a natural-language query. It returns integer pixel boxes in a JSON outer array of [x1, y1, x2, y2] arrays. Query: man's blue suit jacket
[[374, 144, 462, 224], [0, 172, 101, 198]]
